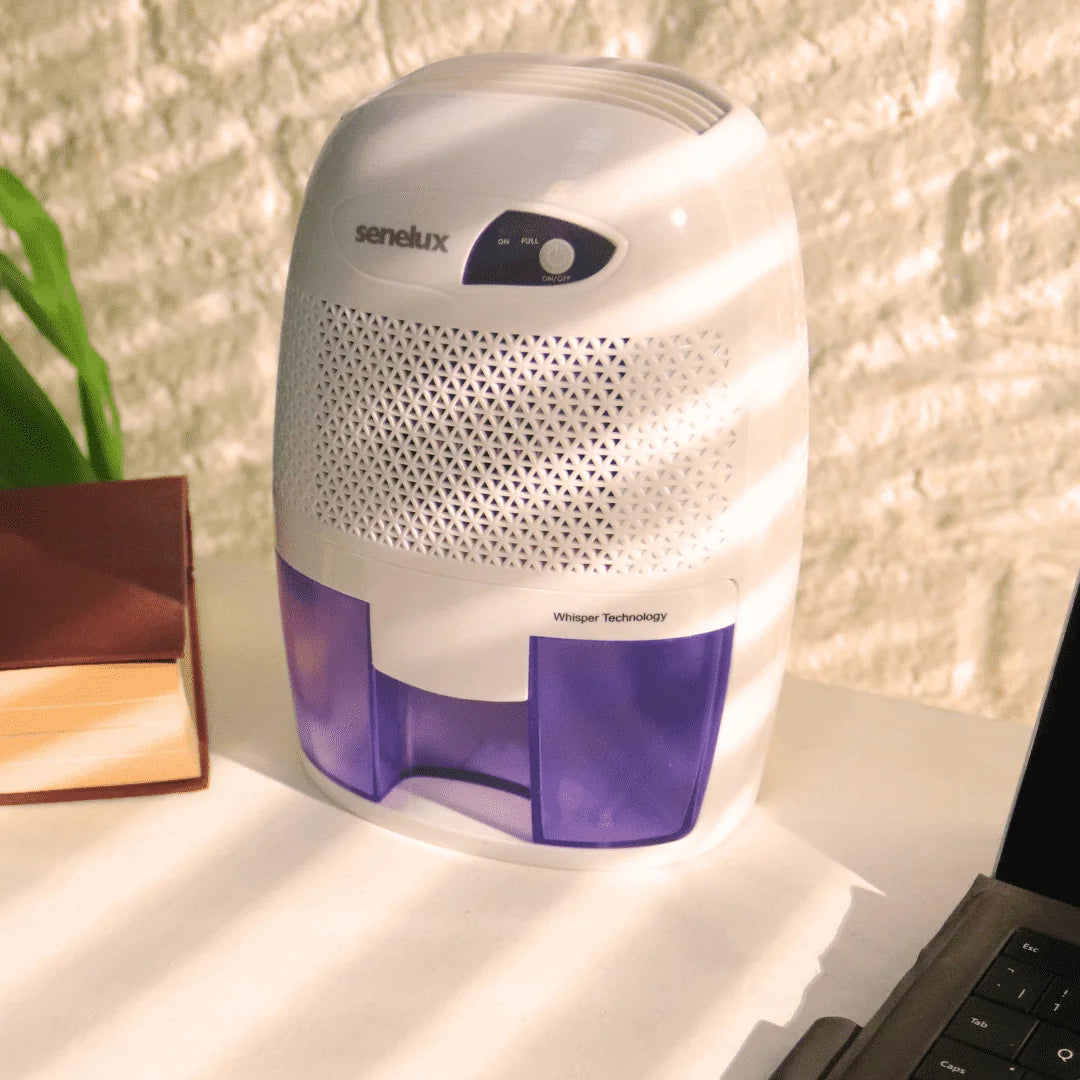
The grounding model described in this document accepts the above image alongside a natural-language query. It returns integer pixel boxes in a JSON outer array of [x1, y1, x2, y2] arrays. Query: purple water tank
[[278, 558, 733, 850]]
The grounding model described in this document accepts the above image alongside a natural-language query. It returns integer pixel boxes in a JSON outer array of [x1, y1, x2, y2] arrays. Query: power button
[[538, 238, 575, 275], [463, 211, 615, 285]]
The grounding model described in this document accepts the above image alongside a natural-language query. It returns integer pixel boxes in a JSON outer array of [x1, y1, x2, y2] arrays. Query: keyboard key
[[1006, 931, 1080, 983], [977, 957, 1053, 1011], [1038, 978, 1080, 1033], [945, 996, 1038, 1058], [914, 1036, 1025, 1079], [1017, 1022, 1080, 1078]]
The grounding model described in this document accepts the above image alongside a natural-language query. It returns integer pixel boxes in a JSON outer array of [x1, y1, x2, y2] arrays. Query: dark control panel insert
[[463, 211, 617, 286]]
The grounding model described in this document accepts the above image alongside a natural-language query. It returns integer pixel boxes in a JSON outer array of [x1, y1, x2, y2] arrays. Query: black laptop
[[770, 574, 1080, 1080]]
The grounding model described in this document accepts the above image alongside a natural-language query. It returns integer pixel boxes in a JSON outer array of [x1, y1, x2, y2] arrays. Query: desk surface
[[0, 561, 1033, 1080]]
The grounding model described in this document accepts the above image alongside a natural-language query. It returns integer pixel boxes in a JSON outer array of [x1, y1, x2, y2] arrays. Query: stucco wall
[[2, 0, 1078, 725]]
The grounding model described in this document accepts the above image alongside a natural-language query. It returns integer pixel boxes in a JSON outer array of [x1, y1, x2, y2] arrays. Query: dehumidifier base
[[299, 748, 744, 870]]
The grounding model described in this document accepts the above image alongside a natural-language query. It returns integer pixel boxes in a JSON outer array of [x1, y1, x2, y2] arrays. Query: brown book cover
[[0, 476, 209, 804]]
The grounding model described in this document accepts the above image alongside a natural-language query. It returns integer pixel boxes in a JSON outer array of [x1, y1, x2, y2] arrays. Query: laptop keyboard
[[914, 929, 1080, 1079]]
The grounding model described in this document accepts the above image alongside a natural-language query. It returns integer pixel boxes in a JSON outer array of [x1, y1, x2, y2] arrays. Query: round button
[[538, 238, 575, 276]]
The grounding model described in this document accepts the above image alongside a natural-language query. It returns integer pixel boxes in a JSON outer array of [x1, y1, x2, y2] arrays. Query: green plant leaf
[[0, 168, 123, 481], [0, 251, 66, 355], [0, 330, 95, 487]]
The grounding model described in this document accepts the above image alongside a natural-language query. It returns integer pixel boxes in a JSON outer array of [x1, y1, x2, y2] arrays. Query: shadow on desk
[[725, 676, 1028, 1079], [720, 885, 887, 1080]]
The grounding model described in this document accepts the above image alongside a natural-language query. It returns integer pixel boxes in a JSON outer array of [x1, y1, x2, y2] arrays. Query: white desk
[[0, 561, 1032, 1080]]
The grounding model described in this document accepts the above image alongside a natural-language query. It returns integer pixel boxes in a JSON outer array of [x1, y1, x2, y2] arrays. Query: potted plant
[[0, 167, 124, 487]]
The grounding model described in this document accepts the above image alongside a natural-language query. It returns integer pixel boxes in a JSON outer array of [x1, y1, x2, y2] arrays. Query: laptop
[[770, 573, 1080, 1080]]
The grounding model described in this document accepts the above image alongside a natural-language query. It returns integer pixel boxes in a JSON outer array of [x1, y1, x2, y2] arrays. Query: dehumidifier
[[273, 54, 808, 867]]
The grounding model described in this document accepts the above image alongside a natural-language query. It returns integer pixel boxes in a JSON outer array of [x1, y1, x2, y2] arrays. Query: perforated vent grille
[[275, 295, 738, 574]]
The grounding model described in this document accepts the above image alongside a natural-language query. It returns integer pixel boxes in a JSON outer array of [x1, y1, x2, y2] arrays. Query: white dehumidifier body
[[273, 54, 808, 867]]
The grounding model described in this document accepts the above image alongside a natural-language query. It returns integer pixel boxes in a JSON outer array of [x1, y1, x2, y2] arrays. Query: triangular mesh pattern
[[275, 295, 737, 574]]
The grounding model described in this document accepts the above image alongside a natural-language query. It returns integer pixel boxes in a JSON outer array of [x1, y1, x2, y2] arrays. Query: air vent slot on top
[[387, 55, 732, 135]]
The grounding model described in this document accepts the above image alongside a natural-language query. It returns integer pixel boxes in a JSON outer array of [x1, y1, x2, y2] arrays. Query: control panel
[[463, 211, 617, 286]]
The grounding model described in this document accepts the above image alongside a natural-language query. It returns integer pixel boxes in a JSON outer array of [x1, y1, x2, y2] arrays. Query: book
[[0, 476, 209, 803]]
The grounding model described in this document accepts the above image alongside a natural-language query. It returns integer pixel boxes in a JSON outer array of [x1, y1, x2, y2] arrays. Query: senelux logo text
[[355, 224, 449, 252]]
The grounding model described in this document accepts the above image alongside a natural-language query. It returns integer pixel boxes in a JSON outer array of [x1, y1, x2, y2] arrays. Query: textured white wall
[[2, 0, 1078, 725]]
